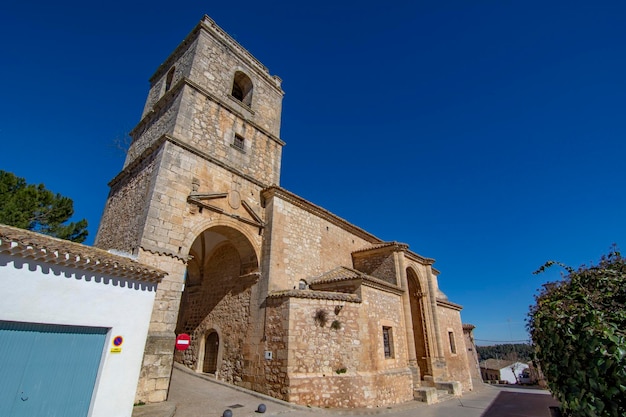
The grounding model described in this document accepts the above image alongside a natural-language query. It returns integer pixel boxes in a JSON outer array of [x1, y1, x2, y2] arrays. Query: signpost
[[175, 333, 191, 351]]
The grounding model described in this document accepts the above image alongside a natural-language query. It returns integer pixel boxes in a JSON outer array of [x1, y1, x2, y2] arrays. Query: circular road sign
[[175, 333, 191, 351]]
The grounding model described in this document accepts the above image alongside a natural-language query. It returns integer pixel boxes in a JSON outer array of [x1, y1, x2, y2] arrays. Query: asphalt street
[[133, 364, 559, 417]]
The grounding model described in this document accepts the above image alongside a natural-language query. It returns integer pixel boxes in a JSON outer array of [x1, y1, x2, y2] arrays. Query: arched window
[[231, 71, 253, 106], [165, 66, 175, 92]]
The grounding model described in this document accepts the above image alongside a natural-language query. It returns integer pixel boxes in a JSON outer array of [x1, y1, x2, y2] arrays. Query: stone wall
[[463, 325, 483, 384], [262, 190, 379, 292], [262, 284, 413, 408], [437, 303, 473, 391], [95, 147, 160, 252], [134, 249, 187, 403], [352, 250, 398, 285]]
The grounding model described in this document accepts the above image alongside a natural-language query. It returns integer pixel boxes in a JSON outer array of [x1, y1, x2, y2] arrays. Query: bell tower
[[95, 15, 284, 402]]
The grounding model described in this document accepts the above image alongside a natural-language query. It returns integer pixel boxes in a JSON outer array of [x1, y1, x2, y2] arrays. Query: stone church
[[95, 15, 473, 408]]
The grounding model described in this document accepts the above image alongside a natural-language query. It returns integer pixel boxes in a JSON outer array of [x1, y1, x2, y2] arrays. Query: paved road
[[133, 364, 559, 417]]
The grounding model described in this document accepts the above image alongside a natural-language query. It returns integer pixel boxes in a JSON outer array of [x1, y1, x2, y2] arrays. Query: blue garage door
[[0, 321, 108, 417]]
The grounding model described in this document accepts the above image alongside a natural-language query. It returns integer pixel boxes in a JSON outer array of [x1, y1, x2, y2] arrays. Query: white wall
[[0, 253, 158, 417], [498, 362, 529, 384]]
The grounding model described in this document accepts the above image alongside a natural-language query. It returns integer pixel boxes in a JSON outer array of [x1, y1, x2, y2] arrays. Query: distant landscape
[[476, 344, 533, 362]]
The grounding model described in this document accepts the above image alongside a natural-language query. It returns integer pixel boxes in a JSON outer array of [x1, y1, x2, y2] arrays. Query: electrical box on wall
[[264, 351, 273, 360]]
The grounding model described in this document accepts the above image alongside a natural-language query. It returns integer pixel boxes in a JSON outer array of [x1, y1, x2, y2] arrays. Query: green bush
[[528, 249, 626, 417]]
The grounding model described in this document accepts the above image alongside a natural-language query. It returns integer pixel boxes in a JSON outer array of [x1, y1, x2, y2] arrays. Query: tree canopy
[[528, 248, 626, 417], [0, 170, 88, 243], [476, 344, 533, 362]]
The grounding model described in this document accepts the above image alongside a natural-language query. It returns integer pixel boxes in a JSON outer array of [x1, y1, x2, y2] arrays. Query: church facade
[[95, 15, 473, 408]]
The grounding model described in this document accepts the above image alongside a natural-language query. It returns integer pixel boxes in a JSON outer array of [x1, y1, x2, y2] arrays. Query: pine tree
[[0, 170, 88, 243]]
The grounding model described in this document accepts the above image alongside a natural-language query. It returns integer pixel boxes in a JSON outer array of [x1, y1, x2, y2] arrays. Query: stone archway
[[407, 268, 431, 378], [174, 226, 259, 383]]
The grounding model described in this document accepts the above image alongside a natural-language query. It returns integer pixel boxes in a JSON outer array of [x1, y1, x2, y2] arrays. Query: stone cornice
[[108, 134, 166, 188], [361, 276, 404, 296], [352, 241, 409, 255], [109, 133, 269, 190], [267, 289, 361, 303], [0, 224, 166, 283], [129, 78, 285, 148], [402, 248, 436, 266], [184, 78, 285, 146], [436, 298, 463, 311], [139, 245, 189, 263], [186, 195, 265, 230], [261, 186, 381, 244], [352, 241, 436, 268]]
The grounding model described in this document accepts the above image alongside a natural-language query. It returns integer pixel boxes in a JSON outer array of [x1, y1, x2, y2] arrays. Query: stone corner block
[[414, 387, 437, 404], [435, 380, 462, 396]]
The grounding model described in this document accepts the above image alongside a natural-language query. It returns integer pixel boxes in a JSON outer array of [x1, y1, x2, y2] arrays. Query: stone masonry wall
[[463, 327, 483, 383], [173, 85, 282, 185], [352, 251, 398, 285], [438, 305, 473, 391], [126, 90, 181, 168], [134, 249, 187, 403], [190, 26, 283, 137], [95, 147, 160, 252], [265, 285, 413, 408], [142, 35, 198, 119], [264, 196, 375, 292]]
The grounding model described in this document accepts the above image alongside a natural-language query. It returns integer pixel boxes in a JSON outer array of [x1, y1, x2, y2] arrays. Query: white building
[[0, 224, 166, 417], [480, 359, 529, 384]]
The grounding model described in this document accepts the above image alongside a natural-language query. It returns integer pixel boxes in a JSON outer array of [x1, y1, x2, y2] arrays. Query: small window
[[448, 331, 457, 354], [298, 280, 307, 290], [165, 66, 175, 92], [232, 134, 245, 151], [231, 71, 253, 106], [382, 326, 394, 359]]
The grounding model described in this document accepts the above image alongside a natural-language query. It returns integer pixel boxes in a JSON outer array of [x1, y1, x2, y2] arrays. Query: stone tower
[[95, 15, 284, 402]]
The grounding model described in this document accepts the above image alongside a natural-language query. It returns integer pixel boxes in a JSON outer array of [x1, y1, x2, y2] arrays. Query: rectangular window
[[382, 326, 394, 358], [448, 331, 457, 354], [232, 134, 245, 152]]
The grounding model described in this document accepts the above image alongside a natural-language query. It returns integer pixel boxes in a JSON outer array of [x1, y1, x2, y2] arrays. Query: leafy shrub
[[528, 248, 626, 417]]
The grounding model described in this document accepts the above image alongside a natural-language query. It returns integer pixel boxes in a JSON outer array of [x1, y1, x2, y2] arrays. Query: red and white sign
[[175, 333, 191, 351]]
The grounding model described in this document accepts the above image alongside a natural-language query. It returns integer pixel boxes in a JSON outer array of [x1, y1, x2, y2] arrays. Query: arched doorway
[[407, 268, 430, 378], [175, 225, 259, 383], [203, 331, 219, 374]]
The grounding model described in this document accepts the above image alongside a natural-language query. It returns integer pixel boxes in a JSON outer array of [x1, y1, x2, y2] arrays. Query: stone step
[[436, 389, 455, 403]]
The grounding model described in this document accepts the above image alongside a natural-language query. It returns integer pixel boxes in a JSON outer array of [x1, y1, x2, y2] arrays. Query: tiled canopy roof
[[0, 224, 166, 283]]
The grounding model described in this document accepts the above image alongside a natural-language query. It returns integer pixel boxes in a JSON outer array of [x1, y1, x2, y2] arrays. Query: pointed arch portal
[[175, 226, 259, 380]]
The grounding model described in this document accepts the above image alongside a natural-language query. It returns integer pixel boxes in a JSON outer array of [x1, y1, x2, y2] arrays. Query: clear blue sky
[[2, 1, 625, 345]]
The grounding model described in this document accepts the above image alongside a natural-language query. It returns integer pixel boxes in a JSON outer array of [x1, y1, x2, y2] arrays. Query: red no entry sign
[[175, 333, 191, 351]]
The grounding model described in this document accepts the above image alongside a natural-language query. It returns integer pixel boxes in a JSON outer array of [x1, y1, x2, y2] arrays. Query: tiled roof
[[479, 359, 521, 370], [308, 266, 364, 284], [0, 224, 166, 283], [309, 266, 404, 295]]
